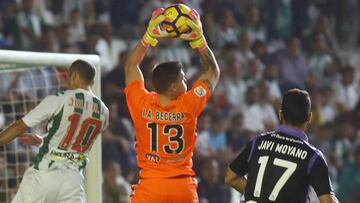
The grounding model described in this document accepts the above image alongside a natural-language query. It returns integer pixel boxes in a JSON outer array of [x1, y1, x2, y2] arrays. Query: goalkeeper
[[124, 7, 220, 203]]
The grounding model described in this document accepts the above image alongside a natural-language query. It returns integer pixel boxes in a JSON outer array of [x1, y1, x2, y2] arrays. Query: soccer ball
[[160, 4, 192, 37]]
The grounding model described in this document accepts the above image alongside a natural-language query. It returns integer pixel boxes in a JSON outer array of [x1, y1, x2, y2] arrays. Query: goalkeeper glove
[[180, 9, 207, 51], [141, 8, 169, 47]]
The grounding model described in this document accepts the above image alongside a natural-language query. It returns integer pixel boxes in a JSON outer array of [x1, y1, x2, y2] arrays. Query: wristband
[[141, 32, 158, 47], [189, 35, 207, 51]]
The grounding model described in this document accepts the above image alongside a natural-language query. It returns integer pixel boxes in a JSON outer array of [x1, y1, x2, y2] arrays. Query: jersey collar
[[153, 93, 177, 110], [276, 125, 308, 142]]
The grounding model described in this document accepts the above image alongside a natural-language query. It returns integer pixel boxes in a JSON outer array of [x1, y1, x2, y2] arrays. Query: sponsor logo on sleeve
[[194, 86, 206, 97]]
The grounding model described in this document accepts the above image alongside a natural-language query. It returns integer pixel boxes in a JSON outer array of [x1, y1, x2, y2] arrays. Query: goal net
[[0, 50, 101, 203]]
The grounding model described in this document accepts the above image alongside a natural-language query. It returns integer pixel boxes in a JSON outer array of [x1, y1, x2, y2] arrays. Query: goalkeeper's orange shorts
[[130, 175, 198, 203]]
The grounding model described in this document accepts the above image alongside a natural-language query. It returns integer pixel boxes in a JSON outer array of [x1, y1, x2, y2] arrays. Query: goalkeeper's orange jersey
[[125, 80, 211, 178]]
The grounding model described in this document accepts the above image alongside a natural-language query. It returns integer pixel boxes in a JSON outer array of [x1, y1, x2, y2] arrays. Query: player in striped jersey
[[0, 59, 109, 203]]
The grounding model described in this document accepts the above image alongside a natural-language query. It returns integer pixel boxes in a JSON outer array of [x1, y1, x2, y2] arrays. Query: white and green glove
[[141, 8, 170, 47], [180, 9, 207, 51]]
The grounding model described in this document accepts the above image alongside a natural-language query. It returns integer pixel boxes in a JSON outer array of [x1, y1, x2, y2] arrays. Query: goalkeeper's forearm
[[197, 45, 220, 91]]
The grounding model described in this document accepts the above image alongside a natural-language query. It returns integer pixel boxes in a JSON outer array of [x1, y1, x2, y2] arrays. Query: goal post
[[0, 50, 102, 203]]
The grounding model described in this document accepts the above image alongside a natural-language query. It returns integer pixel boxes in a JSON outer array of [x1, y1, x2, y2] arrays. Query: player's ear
[[69, 71, 75, 83], [306, 112, 312, 123], [278, 110, 284, 124], [69, 70, 76, 79], [73, 71, 82, 82], [170, 83, 177, 92], [89, 79, 95, 87]]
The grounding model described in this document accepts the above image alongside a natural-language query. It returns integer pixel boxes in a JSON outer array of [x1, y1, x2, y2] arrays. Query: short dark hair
[[69, 59, 96, 83], [151, 61, 183, 93], [281, 89, 311, 125]]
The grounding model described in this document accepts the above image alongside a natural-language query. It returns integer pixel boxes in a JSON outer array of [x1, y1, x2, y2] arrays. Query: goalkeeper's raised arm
[[180, 9, 220, 92], [124, 8, 170, 86]]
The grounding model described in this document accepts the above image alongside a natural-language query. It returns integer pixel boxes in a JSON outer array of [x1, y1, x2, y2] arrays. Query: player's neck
[[283, 123, 307, 132], [157, 93, 174, 107], [68, 84, 91, 91]]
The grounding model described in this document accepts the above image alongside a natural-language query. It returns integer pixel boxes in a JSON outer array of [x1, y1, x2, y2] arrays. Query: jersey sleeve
[[102, 105, 110, 132], [309, 152, 334, 197], [181, 81, 211, 117], [124, 80, 149, 111], [229, 139, 255, 176], [22, 95, 60, 128]]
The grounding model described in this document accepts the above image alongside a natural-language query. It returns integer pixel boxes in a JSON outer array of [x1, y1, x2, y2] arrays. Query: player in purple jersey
[[225, 89, 338, 203]]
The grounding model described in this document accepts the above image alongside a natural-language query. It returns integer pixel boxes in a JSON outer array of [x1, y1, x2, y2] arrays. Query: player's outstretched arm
[[124, 42, 147, 86], [180, 9, 220, 91], [0, 120, 28, 145], [224, 167, 247, 193], [319, 194, 339, 203], [125, 8, 169, 86]]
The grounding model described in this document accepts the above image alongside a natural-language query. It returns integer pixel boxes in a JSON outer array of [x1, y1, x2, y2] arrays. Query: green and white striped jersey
[[22, 88, 109, 170]]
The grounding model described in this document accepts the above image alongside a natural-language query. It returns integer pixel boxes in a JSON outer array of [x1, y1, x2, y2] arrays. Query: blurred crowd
[[1, 0, 360, 203]]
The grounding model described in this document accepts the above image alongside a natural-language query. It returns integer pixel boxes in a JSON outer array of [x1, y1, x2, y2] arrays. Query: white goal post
[[0, 49, 102, 203]]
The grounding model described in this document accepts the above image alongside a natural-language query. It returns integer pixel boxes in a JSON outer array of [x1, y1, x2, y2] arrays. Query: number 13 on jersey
[[147, 123, 185, 154]]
